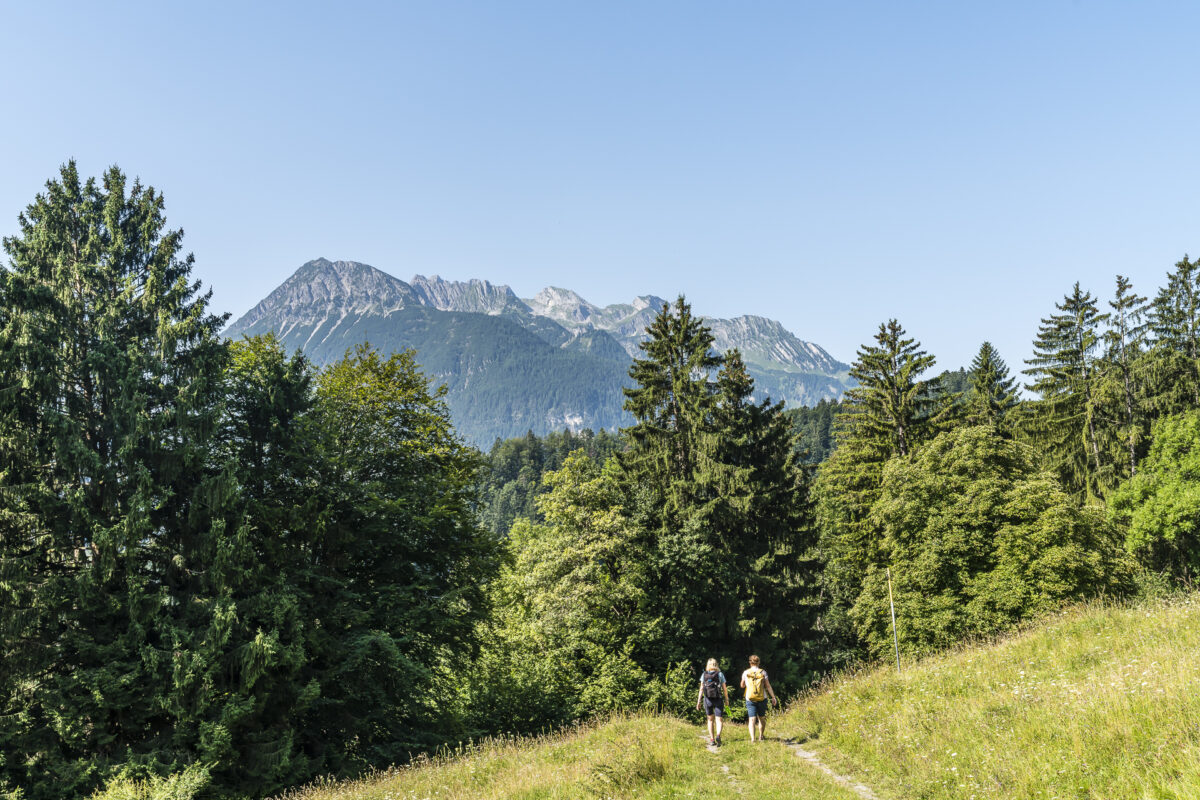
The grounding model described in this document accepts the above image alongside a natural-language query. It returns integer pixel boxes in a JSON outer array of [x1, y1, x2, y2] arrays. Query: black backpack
[[702, 669, 722, 700]]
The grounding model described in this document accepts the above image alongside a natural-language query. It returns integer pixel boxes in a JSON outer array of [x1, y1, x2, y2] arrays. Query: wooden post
[[887, 566, 900, 673]]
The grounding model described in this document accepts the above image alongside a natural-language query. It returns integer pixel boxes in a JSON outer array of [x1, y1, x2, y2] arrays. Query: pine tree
[[1023, 283, 1110, 500], [966, 341, 1018, 429]]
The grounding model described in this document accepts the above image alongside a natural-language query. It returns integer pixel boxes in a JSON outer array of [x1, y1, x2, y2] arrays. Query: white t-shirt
[[741, 668, 769, 695]]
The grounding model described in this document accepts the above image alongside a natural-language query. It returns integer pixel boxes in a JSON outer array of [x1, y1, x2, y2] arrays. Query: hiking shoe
[[716, 736, 722, 746], [708, 738, 716, 747]]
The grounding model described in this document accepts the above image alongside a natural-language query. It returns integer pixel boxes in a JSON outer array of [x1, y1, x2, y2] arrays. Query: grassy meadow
[[269, 715, 858, 800], [263, 594, 1200, 800], [776, 594, 1200, 799]]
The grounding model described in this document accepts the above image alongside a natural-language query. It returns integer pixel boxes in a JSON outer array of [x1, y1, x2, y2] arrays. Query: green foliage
[[813, 320, 950, 661], [840, 319, 953, 459], [0, 166, 499, 798], [478, 428, 625, 536], [1149, 254, 1200, 405], [301, 344, 501, 767], [0, 162, 258, 798], [465, 452, 686, 732], [620, 299, 820, 682], [1023, 282, 1111, 499], [1095, 275, 1152, 483], [1109, 410, 1200, 581], [88, 765, 210, 800], [966, 341, 1017, 428], [785, 398, 845, 464], [853, 426, 1132, 658]]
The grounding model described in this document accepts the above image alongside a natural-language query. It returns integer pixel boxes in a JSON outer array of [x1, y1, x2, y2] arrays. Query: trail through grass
[[275, 594, 1200, 800], [274, 716, 860, 800]]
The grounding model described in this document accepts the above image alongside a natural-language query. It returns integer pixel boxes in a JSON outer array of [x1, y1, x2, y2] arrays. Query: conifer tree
[[813, 320, 947, 661], [620, 301, 818, 677], [1023, 283, 1109, 500], [966, 341, 1017, 429], [0, 163, 277, 796], [1100, 276, 1151, 481], [1148, 254, 1200, 410], [700, 351, 820, 681], [840, 319, 950, 458], [620, 296, 721, 661]]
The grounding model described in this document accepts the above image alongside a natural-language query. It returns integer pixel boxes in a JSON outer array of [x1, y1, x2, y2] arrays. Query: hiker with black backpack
[[740, 654, 779, 743], [695, 657, 731, 746]]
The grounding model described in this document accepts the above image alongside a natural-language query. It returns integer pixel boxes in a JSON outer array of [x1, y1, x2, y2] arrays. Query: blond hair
[[705, 658, 719, 671], [749, 654, 760, 666]]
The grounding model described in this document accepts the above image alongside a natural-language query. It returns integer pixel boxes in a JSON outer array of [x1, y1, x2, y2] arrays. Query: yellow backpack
[[745, 667, 766, 701]]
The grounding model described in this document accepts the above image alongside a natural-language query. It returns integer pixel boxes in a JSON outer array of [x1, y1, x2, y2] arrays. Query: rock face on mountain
[[409, 274, 531, 316], [707, 315, 845, 375], [231, 258, 418, 337], [225, 261, 851, 444]]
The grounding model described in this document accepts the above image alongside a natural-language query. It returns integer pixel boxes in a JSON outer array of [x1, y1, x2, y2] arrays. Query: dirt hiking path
[[781, 737, 882, 800]]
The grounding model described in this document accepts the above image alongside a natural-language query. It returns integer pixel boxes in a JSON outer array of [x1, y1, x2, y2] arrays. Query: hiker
[[740, 654, 779, 743], [696, 657, 731, 746]]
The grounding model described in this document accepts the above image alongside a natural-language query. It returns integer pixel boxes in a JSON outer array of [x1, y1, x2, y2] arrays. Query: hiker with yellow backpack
[[740, 655, 779, 743]]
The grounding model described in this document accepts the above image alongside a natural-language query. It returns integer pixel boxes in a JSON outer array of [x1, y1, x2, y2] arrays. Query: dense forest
[[2, 164, 1199, 799]]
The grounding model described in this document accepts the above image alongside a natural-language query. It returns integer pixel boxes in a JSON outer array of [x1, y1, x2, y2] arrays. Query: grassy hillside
[[777, 594, 1200, 799], [271, 594, 1200, 800]]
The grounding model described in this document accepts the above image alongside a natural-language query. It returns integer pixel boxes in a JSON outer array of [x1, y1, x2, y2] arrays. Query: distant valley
[[225, 258, 851, 443]]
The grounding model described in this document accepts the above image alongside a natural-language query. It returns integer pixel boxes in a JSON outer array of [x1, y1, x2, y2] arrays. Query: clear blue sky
[[2, 1, 1198, 376]]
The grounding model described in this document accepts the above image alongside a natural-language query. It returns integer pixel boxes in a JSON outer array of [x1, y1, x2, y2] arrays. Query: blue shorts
[[745, 698, 769, 717], [702, 697, 724, 717]]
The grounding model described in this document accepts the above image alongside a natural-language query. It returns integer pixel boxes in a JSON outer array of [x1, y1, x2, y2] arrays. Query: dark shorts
[[702, 697, 724, 717], [745, 698, 769, 717]]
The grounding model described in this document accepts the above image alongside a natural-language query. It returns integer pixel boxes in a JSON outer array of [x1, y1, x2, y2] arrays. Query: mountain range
[[225, 258, 851, 444]]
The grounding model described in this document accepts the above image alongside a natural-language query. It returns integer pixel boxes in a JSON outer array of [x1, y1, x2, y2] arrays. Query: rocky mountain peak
[[409, 274, 529, 315], [525, 287, 600, 323], [632, 295, 666, 312], [227, 258, 417, 333]]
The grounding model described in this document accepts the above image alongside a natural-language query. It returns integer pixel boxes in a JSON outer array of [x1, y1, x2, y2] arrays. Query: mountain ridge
[[225, 259, 852, 443]]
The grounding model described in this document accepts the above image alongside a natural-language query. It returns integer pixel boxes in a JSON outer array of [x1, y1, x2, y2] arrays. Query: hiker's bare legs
[[746, 715, 756, 742], [714, 714, 723, 741], [706, 715, 716, 743]]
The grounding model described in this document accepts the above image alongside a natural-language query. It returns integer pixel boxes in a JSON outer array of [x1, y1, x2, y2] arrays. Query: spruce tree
[[0, 163, 274, 796], [1147, 254, 1200, 410], [1101, 275, 1151, 482], [966, 341, 1018, 429], [813, 319, 947, 661], [703, 351, 820, 683], [620, 296, 721, 662], [840, 319, 949, 458], [1023, 283, 1110, 500]]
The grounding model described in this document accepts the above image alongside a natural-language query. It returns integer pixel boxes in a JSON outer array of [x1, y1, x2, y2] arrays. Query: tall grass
[[778, 594, 1200, 799]]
